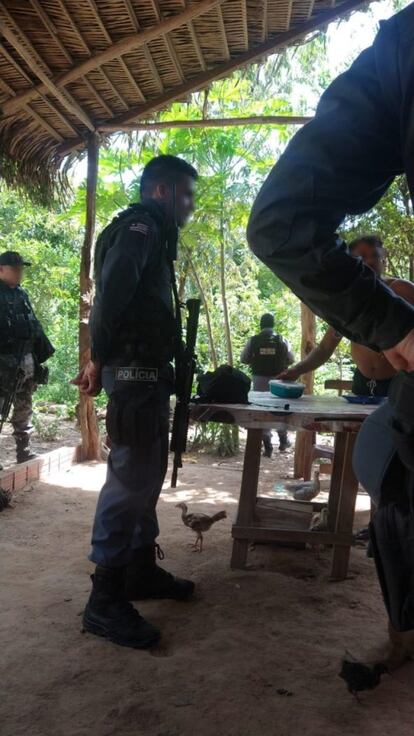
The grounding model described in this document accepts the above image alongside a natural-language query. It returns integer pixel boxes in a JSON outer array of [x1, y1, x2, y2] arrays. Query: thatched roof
[[0, 0, 370, 202]]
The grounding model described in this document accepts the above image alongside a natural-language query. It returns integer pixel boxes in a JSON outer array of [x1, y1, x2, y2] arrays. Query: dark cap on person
[[0, 251, 31, 267]]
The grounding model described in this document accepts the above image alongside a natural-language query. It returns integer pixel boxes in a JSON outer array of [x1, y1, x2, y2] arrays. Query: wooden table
[[190, 392, 378, 581]]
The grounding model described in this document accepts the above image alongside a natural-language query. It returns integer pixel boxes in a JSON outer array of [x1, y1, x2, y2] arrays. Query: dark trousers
[[252, 374, 288, 449], [352, 368, 392, 398], [89, 367, 169, 568], [353, 402, 414, 632]]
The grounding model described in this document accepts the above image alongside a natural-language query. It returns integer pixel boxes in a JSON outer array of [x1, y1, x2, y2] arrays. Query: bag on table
[[196, 365, 250, 404]]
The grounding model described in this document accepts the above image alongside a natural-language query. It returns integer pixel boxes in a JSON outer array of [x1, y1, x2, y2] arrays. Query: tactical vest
[[0, 282, 37, 357], [92, 202, 177, 365], [250, 331, 289, 376]]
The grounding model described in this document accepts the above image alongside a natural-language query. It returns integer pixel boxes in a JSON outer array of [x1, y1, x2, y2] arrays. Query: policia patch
[[115, 366, 158, 383]]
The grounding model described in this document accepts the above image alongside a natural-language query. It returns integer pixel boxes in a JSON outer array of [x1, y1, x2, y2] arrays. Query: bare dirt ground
[[0, 409, 79, 467], [1, 436, 414, 736]]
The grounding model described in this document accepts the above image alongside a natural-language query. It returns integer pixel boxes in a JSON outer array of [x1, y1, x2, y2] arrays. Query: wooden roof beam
[[176, 0, 207, 72], [0, 6, 95, 130], [147, 0, 185, 83], [217, 6, 230, 59], [94, 0, 370, 130], [30, 0, 115, 118], [261, 0, 268, 42], [0, 76, 63, 142], [1, 0, 224, 117], [52, 0, 121, 109], [241, 0, 249, 51], [83, 0, 146, 102], [99, 114, 312, 131], [121, 0, 165, 91], [187, 21, 207, 71], [0, 40, 78, 137]]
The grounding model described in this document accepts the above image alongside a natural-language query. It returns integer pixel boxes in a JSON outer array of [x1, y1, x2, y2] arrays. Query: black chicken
[[339, 659, 388, 702]]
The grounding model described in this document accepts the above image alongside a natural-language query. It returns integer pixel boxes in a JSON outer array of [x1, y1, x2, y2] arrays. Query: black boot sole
[[82, 611, 160, 649]]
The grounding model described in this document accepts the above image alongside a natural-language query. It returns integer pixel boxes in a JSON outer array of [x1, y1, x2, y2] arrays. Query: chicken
[[339, 659, 388, 703], [308, 506, 329, 557], [309, 506, 329, 532], [175, 502, 227, 552], [285, 469, 321, 501]]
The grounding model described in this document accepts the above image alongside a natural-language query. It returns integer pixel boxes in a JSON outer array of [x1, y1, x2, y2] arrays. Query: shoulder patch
[[129, 222, 149, 235]]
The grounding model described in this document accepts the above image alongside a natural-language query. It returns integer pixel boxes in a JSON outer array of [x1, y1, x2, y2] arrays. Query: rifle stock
[[170, 298, 201, 487]]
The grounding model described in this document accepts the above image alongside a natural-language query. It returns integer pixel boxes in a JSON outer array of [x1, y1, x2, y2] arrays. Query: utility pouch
[[105, 367, 168, 447]]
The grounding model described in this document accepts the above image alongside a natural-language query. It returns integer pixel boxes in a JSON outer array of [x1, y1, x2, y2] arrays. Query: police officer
[[0, 251, 54, 466], [247, 4, 414, 666], [240, 312, 294, 455], [74, 155, 198, 650]]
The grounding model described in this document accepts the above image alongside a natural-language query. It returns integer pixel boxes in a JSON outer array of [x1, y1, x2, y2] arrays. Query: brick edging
[[0, 445, 78, 492]]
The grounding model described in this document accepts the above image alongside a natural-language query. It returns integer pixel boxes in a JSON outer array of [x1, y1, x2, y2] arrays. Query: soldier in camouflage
[[0, 251, 54, 466]]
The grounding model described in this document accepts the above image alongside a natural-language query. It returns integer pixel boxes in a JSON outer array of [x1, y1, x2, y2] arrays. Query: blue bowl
[[343, 394, 386, 405], [269, 380, 305, 399]]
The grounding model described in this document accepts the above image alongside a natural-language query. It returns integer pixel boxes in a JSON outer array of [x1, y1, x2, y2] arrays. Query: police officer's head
[[140, 155, 198, 227], [260, 313, 274, 330], [348, 235, 386, 277], [0, 251, 31, 288]]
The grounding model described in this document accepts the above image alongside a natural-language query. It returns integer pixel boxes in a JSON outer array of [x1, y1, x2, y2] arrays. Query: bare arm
[[390, 279, 414, 306], [247, 7, 414, 371], [277, 327, 341, 381]]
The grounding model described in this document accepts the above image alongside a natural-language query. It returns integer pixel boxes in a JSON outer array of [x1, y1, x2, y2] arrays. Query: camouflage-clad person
[[0, 251, 54, 465]]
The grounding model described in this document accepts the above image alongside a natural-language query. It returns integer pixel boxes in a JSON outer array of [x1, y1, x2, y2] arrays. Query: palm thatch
[[0, 0, 372, 204]]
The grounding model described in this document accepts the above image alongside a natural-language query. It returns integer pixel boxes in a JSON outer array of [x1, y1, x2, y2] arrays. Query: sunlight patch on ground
[[42, 461, 106, 493], [161, 484, 238, 506]]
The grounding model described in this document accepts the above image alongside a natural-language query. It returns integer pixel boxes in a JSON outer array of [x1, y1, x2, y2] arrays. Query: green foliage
[[0, 187, 81, 408], [0, 7, 412, 453], [32, 412, 61, 442]]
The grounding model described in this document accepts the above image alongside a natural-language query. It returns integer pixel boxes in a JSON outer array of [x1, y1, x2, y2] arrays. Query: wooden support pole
[[293, 303, 316, 479], [78, 133, 101, 461]]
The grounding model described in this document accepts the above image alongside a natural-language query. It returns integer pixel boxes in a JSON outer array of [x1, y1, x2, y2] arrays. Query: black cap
[[0, 251, 31, 267]]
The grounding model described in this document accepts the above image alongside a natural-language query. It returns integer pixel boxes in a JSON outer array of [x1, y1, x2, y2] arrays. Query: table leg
[[231, 427, 263, 569], [328, 431, 358, 581]]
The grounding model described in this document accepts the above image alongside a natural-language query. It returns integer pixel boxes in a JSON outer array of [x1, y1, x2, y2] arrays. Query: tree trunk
[[294, 303, 316, 479], [78, 133, 101, 461], [219, 209, 233, 366], [187, 253, 218, 369]]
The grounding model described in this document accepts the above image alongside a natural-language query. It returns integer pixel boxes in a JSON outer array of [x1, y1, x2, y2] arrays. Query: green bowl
[[269, 380, 305, 399]]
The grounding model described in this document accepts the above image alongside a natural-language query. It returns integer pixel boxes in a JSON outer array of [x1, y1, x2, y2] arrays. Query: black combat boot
[[125, 544, 195, 602], [82, 565, 160, 649], [15, 436, 36, 464]]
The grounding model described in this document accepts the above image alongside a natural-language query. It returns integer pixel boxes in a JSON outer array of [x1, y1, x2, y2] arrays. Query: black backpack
[[250, 332, 289, 376], [196, 365, 251, 404]]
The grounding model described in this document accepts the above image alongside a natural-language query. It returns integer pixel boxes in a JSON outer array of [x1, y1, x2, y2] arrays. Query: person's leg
[[262, 429, 273, 458], [124, 413, 195, 601], [83, 367, 161, 648], [278, 430, 291, 452], [89, 439, 162, 567], [10, 379, 36, 462], [348, 402, 414, 686]]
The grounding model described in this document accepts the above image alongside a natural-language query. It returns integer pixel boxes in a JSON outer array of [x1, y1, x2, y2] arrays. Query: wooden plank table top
[[190, 392, 380, 432]]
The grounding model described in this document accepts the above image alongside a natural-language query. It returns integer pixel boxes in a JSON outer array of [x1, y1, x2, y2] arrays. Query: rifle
[[0, 343, 26, 434], [170, 298, 201, 487]]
